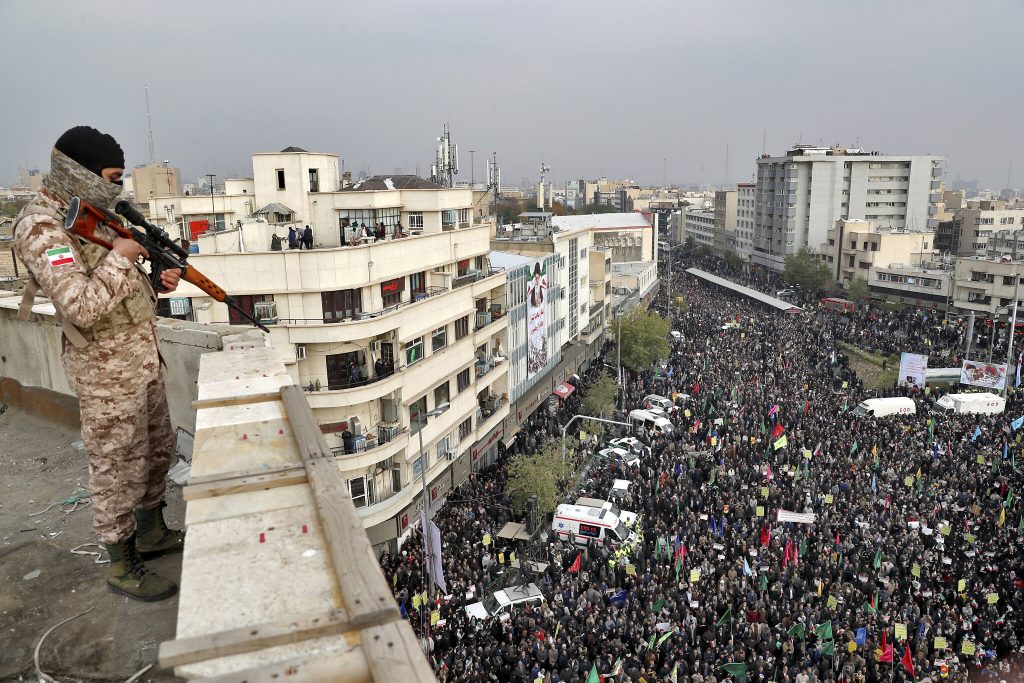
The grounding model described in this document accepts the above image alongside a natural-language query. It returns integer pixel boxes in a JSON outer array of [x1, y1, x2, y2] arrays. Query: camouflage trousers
[[77, 374, 175, 543]]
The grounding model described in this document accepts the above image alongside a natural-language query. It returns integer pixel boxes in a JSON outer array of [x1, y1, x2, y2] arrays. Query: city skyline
[[1, 0, 1021, 190]]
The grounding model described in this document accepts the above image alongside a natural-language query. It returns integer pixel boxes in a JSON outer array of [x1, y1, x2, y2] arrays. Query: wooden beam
[[159, 607, 381, 668], [182, 469, 308, 502], [188, 464, 304, 487], [190, 648, 371, 683], [280, 385, 399, 625], [361, 621, 437, 683], [191, 391, 282, 410]]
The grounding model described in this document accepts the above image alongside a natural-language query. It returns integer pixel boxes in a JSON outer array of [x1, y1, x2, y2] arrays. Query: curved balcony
[[305, 369, 404, 409], [331, 429, 410, 473]]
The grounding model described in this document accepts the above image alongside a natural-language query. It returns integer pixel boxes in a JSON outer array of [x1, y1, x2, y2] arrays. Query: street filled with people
[[380, 252, 1024, 683]]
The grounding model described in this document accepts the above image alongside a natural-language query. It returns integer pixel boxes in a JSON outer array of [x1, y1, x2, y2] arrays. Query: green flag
[[760, 419, 766, 435], [675, 555, 683, 581], [787, 623, 806, 639], [646, 633, 657, 650], [815, 621, 833, 640], [716, 607, 733, 627], [721, 662, 747, 682], [759, 573, 768, 591], [652, 597, 666, 614], [656, 630, 674, 647], [842, 401, 848, 413], [1019, 514, 1024, 532], [799, 536, 807, 558], [862, 600, 876, 614], [820, 639, 835, 656], [850, 440, 858, 455], [1006, 488, 1014, 509], [872, 549, 882, 569], [586, 664, 600, 683]]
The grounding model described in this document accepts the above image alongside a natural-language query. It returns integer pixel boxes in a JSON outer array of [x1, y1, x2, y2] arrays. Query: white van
[[629, 409, 675, 434], [574, 498, 638, 528], [851, 397, 916, 418], [464, 583, 545, 621], [641, 394, 674, 413], [609, 479, 632, 501], [931, 392, 1005, 416], [552, 504, 636, 546], [598, 446, 637, 468]]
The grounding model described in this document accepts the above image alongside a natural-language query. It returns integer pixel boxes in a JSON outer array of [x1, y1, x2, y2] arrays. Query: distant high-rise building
[[752, 146, 943, 271], [735, 183, 755, 262], [131, 162, 181, 201]]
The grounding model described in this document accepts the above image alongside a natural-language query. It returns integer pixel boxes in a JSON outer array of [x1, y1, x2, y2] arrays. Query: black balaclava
[[54, 126, 125, 178]]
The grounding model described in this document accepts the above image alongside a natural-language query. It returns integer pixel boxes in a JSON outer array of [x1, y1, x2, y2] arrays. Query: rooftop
[[340, 175, 445, 192], [490, 250, 545, 270], [551, 212, 651, 231]]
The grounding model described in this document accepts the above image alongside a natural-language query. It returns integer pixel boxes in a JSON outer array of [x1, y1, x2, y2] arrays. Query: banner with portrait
[[898, 352, 928, 388], [960, 360, 1007, 390], [526, 260, 548, 379]]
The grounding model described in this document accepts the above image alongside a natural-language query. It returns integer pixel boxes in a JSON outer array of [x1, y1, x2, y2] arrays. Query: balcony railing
[[277, 286, 450, 326], [476, 396, 508, 424], [475, 355, 506, 380], [330, 422, 408, 457]]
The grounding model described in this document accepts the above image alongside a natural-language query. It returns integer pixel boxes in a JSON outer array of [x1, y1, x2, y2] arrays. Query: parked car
[[464, 583, 545, 620]]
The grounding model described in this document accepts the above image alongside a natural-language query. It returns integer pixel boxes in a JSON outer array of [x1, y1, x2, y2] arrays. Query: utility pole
[[469, 150, 476, 187], [206, 174, 217, 230], [1004, 270, 1021, 397]]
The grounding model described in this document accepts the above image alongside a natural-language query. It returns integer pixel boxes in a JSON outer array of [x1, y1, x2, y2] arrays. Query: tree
[[612, 309, 671, 374], [723, 249, 744, 269], [570, 203, 620, 215], [695, 244, 713, 258], [783, 247, 832, 292], [548, 201, 567, 216], [684, 235, 695, 251], [847, 276, 869, 303], [496, 198, 530, 225], [582, 372, 617, 418], [505, 438, 575, 516]]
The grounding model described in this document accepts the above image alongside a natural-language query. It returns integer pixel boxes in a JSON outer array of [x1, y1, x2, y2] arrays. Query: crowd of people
[[378, 251, 1024, 683]]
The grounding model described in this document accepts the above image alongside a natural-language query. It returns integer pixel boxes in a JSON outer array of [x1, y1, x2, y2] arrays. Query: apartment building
[[163, 149, 504, 549], [130, 162, 181, 203], [712, 190, 738, 255], [869, 264, 952, 310], [946, 200, 1024, 256], [735, 183, 755, 262], [953, 257, 1024, 318], [684, 208, 715, 249], [552, 212, 656, 264], [819, 219, 934, 285], [753, 146, 943, 271]]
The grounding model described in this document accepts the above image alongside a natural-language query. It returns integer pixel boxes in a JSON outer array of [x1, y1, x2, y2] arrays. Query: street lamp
[[416, 400, 449, 635]]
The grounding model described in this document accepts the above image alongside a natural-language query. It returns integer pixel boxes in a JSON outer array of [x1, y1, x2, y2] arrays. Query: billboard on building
[[898, 352, 928, 388], [526, 259, 548, 379], [960, 360, 1007, 390]]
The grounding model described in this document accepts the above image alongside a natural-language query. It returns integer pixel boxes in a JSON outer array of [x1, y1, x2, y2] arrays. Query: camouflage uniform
[[14, 149, 175, 545]]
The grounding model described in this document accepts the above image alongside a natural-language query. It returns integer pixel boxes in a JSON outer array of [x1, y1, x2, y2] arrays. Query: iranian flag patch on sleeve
[[45, 245, 76, 267]]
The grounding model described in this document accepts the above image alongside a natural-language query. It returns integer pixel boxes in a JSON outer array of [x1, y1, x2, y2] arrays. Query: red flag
[[879, 630, 892, 662], [835, 531, 841, 546], [693, 381, 700, 395], [771, 423, 785, 439], [766, 463, 773, 481], [569, 552, 581, 573], [782, 539, 792, 567], [760, 526, 771, 548], [901, 644, 915, 677], [804, 399, 810, 414]]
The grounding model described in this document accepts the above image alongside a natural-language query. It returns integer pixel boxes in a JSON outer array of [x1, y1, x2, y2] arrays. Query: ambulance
[[551, 503, 637, 547]]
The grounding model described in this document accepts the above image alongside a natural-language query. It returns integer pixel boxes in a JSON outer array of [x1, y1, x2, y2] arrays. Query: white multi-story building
[[752, 146, 943, 271], [163, 148, 507, 550], [735, 183, 755, 261], [684, 208, 715, 248], [948, 200, 1024, 256]]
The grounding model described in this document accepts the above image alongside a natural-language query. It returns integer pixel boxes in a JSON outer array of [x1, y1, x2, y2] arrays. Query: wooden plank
[[188, 463, 303, 487], [160, 607, 380, 668], [191, 392, 282, 410], [361, 621, 436, 683], [190, 649, 371, 683], [280, 385, 399, 625], [182, 469, 308, 502]]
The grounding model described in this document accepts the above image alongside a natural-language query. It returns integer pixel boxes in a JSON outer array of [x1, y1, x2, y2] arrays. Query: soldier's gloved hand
[[112, 237, 149, 262]]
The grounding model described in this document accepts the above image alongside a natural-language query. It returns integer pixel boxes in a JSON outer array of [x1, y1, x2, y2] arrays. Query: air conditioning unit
[[254, 301, 278, 324], [370, 340, 382, 355], [296, 344, 307, 360], [443, 450, 456, 461], [380, 399, 399, 422], [382, 330, 397, 341], [349, 417, 363, 436]]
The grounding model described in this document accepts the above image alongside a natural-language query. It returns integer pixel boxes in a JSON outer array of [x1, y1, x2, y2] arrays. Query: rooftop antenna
[[762, 128, 766, 156], [538, 158, 551, 210], [724, 144, 729, 188], [430, 125, 459, 188], [145, 85, 156, 165]]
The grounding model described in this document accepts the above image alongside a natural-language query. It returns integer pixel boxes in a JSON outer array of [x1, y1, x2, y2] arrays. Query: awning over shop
[[552, 383, 576, 400]]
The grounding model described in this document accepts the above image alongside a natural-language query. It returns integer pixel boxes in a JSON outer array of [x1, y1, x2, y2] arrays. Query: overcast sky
[[2, 0, 1021, 190]]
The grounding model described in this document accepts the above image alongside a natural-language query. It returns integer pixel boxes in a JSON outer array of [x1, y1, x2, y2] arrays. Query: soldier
[[13, 126, 184, 601]]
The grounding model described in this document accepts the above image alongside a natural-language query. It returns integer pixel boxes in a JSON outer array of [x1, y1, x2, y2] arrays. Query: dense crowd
[[379, 253, 1024, 683]]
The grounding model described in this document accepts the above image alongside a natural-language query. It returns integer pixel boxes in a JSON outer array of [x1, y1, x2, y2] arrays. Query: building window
[[436, 436, 450, 461], [409, 395, 429, 436], [404, 337, 424, 366], [276, 169, 286, 190], [322, 289, 362, 323], [431, 326, 448, 352], [434, 381, 450, 407], [408, 212, 424, 228], [455, 315, 469, 339], [381, 277, 404, 307], [409, 271, 427, 297], [309, 169, 319, 193], [326, 351, 366, 390], [458, 417, 473, 442], [412, 455, 424, 480], [229, 294, 273, 325], [458, 208, 469, 224], [348, 476, 373, 508], [457, 367, 470, 392]]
